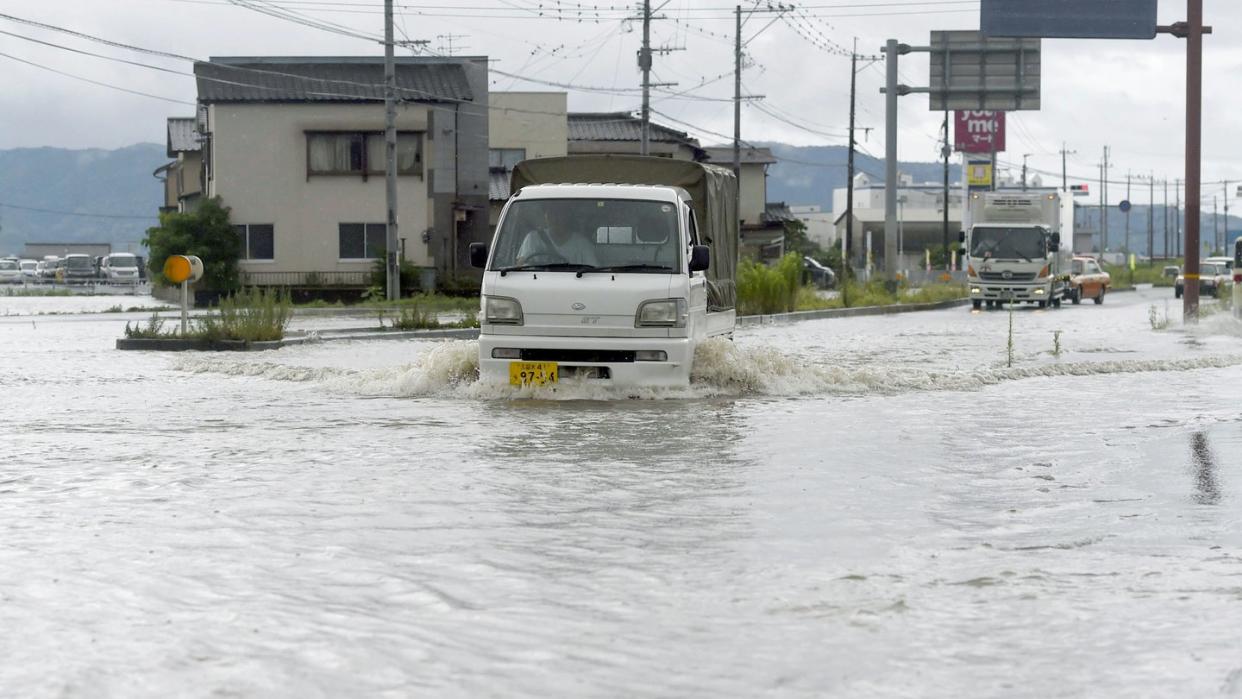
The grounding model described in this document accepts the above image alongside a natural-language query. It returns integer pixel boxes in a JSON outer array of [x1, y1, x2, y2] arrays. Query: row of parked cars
[[0, 253, 146, 284]]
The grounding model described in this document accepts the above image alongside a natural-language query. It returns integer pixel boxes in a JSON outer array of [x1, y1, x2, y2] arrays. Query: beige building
[[192, 56, 489, 288], [487, 92, 568, 227], [703, 146, 784, 261], [155, 117, 203, 213], [832, 172, 964, 270]]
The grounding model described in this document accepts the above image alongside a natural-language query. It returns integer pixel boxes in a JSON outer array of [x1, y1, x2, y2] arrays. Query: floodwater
[[4, 289, 1242, 697]]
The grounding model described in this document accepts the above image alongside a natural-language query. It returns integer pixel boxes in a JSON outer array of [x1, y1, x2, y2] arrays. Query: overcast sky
[[2, 0, 1240, 207]]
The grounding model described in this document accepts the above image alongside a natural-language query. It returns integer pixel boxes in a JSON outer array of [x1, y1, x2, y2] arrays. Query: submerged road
[[3, 287, 1242, 696]]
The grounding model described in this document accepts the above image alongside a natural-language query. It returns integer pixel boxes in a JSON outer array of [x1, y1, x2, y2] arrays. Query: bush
[[737, 253, 802, 315], [143, 198, 242, 290], [196, 288, 292, 342]]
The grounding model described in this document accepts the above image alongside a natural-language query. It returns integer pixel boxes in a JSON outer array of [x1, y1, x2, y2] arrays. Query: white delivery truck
[[471, 155, 739, 388], [960, 190, 1073, 310]]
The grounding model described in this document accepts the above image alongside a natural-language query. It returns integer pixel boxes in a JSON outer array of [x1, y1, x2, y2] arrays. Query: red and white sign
[[954, 111, 1006, 154]]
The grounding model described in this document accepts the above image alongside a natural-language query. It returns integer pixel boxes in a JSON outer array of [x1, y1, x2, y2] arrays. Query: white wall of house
[[488, 92, 567, 159], [790, 205, 837, 248], [207, 101, 434, 274]]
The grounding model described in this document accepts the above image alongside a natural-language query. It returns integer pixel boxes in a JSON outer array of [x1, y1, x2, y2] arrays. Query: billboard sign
[[955, 111, 1006, 154], [929, 31, 1041, 111], [966, 161, 994, 190], [981, 0, 1158, 41]]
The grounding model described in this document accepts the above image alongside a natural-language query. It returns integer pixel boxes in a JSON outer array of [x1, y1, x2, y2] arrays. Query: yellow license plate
[[509, 361, 558, 386]]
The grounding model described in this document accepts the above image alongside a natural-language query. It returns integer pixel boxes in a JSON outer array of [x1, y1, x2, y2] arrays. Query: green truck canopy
[[510, 155, 738, 310]]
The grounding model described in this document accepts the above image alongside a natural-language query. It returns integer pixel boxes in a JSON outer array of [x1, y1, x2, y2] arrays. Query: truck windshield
[[491, 198, 680, 272], [971, 226, 1047, 260], [110, 255, 137, 267]]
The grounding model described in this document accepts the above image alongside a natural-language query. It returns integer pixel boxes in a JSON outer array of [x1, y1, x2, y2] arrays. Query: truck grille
[[979, 271, 1036, 282], [519, 349, 636, 363]]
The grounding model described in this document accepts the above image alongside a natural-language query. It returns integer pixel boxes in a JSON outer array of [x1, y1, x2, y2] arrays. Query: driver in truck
[[515, 202, 600, 267]]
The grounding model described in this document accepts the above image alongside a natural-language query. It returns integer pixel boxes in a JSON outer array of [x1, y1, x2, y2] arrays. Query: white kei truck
[[960, 190, 1074, 311], [470, 155, 739, 388]]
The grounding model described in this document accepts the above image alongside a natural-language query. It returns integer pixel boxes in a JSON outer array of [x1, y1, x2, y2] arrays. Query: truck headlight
[[635, 298, 687, 327], [484, 296, 523, 325]]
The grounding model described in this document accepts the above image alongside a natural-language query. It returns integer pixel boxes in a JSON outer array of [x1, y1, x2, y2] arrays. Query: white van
[[473, 156, 738, 388], [100, 253, 141, 282]]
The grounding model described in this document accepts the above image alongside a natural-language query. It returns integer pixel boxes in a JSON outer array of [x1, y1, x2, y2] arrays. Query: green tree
[[143, 198, 242, 290]]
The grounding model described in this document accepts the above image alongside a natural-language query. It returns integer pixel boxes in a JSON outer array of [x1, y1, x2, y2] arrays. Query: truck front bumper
[[479, 333, 695, 388], [969, 280, 1053, 302]]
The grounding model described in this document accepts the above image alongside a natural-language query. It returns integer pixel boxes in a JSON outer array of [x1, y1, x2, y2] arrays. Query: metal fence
[[239, 270, 372, 288]]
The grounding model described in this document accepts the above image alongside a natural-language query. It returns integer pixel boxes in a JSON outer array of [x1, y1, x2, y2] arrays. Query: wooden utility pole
[[384, 0, 399, 301]]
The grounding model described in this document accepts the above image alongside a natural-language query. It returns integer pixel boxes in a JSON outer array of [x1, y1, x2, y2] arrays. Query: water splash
[[171, 337, 1242, 401]]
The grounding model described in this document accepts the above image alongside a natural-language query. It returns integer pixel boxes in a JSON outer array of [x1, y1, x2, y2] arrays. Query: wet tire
[[1052, 298, 1062, 308], [972, 300, 982, 310], [1038, 301, 1047, 308], [1094, 287, 1105, 305], [1175, 287, 1183, 299], [1071, 288, 1082, 305]]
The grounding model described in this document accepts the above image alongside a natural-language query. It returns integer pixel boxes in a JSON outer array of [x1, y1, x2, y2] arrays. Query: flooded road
[[3, 289, 1242, 696]]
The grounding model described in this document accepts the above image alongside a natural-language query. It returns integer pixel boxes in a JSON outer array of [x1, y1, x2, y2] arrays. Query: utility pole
[[1148, 171, 1155, 267], [1225, 180, 1231, 253], [733, 5, 742, 185], [1059, 143, 1076, 192], [1182, 0, 1204, 320], [846, 47, 857, 276], [1213, 196, 1219, 254], [1163, 179, 1170, 260], [640, 0, 652, 156], [942, 109, 951, 271], [1099, 161, 1106, 252], [1124, 172, 1131, 262], [1021, 154, 1031, 191], [1176, 178, 1182, 256], [1102, 145, 1110, 252], [883, 38, 901, 279], [383, 0, 399, 301]]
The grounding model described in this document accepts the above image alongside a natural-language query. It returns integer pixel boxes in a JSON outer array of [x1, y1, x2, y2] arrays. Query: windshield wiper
[[592, 264, 675, 273], [497, 263, 597, 276]]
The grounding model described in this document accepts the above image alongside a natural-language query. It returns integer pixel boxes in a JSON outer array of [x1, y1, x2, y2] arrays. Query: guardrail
[[239, 270, 372, 287]]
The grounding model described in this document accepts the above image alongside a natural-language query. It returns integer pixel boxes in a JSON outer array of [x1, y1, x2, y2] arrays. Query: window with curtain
[[309, 132, 422, 176]]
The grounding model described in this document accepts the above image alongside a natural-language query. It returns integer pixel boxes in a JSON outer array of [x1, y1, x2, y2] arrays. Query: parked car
[[100, 253, 141, 282], [36, 256, 59, 281], [1176, 262, 1230, 299], [1068, 256, 1110, 305], [803, 256, 837, 289], [60, 254, 96, 283], [0, 258, 22, 284], [1161, 265, 1180, 280], [19, 259, 38, 280]]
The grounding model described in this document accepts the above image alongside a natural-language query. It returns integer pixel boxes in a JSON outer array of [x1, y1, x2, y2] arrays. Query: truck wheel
[[1052, 298, 1062, 308], [1175, 287, 1183, 299], [1094, 288, 1105, 305], [972, 300, 982, 310], [1071, 288, 1082, 305], [1038, 301, 1047, 308]]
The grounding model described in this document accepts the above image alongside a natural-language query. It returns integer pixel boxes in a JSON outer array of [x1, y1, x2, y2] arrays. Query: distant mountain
[[763, 143, 953, 213], [0, 143, 165, 257]]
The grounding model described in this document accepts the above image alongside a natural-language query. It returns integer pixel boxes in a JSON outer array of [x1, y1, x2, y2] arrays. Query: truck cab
[[473, 156, 738, 389], [962, 192, 1070, 310]]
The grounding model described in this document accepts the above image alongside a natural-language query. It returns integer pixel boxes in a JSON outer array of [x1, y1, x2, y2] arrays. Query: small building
[[155, 117, 203, 214], [191, 55, 489, 288], [487, 92, 568, 229], [832, 172, 964, 271], [568, 112, 705, 161], [24, 243, 112, 259], [790, 205, 838, 250], [703, 146, 784, 262]]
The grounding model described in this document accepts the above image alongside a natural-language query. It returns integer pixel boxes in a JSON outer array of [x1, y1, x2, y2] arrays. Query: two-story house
[[155, 116, 203, 214], [192, 55, 489, 288]]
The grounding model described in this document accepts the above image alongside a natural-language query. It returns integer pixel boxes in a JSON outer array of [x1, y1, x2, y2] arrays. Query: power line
[[0, 202, 157, 220], [0, 51, 196, 105]]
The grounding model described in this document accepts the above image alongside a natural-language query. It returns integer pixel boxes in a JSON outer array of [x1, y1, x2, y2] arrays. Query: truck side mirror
[[469, 242, 488, 269], [689, 245, 710, 272], [957, 231, 966, 243]]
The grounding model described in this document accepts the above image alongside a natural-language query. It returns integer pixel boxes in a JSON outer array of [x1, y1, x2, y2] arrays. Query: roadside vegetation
[[143, 197, 242, 290], [1104, 259, 1182, 290], [737, 252, 967, 314], [124, 288, 292, 342]]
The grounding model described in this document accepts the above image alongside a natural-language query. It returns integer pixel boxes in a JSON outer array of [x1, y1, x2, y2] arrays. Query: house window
[[339, 223, 388, 260], [307, 132, 423, 177], [489, 148, 526, 170], [234, 224, 275, 260]]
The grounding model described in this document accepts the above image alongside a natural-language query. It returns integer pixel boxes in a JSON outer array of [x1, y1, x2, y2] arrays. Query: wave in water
[[171, 338, 1242, 400]]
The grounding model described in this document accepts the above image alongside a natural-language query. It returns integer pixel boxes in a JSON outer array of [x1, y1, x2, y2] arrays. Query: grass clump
[[793, 279, 967, 311], [2, 287, 74, 297], [197, 288, 292, 342], [737, 254, 802, 315], [124, 313, 169, 339], [386, 294, 478, 330]]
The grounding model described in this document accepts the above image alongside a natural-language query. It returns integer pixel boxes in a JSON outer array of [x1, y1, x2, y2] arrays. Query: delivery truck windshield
[[490, 198, 680, 273], [970, 226, 1048, 260]]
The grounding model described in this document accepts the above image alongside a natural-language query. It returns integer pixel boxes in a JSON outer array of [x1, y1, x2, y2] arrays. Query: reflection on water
[[1189, 431, 1221, 505]]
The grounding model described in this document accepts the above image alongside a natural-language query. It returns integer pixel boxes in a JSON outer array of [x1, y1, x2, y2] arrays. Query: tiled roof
[[194, 57, 473, 104], [703, 146, 777, 166], [568, 112, 700, 146], [167, 117, 200, 156], [489, 170, 511, 201], [763, 201, 797, 223]]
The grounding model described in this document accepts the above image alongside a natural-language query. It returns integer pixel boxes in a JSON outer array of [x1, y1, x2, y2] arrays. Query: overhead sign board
[[981, 0, 1158, 40], [955, 111, 1006, 154], [929, 31, 1041, 112]]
